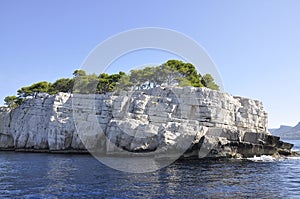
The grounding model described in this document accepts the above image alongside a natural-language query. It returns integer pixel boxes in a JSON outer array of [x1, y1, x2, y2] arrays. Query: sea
[[1, 140, 300, 199]]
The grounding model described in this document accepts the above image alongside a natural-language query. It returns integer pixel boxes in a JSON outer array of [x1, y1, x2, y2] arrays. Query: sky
[[0, 0, 300, 128]]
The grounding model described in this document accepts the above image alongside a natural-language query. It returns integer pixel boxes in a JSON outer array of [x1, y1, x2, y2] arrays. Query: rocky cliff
[[0, 86, 294, 158], [270, 123, 300, 140]]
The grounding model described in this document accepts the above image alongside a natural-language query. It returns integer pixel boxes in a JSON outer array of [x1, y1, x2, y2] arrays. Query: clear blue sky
[[0, 0, 299, 128]]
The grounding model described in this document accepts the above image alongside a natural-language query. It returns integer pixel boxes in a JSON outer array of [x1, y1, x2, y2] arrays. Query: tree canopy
[[4, 95, 24, 109], [4, 60, 219, 108], [17, 81, 53, 98], [129, 60, 209, 89]]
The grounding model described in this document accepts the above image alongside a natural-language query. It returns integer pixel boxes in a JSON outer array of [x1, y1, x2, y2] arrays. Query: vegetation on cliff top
[[4, 60, 219, 108]]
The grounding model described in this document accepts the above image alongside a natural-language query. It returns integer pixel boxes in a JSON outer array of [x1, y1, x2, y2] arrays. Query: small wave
[[247, 155, 300, 162], [247, 155, 277, 162], [286, 156, 300, 160]]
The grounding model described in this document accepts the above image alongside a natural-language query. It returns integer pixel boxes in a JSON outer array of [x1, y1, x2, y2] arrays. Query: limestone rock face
[[0, 87, 293, 158], [0, 107, 14, 148]]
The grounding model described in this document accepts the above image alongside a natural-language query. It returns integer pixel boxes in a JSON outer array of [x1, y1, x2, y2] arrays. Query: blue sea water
[[1, 141, 300, 198]]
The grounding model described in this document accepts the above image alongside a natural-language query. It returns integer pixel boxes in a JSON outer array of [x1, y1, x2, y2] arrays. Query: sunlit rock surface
[[0, 87, 294, 158]]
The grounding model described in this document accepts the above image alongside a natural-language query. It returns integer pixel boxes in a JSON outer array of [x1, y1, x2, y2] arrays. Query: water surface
[[1, 141, 300, 198]]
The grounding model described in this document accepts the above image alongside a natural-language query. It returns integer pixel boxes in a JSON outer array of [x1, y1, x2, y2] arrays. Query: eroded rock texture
[[0, 87, 293, 158]]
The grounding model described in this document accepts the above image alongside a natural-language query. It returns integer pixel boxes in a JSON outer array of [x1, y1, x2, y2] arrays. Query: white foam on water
[[247, 154, 300, 162], [286, 156, 300, 160], [247, 155, 277, 162]]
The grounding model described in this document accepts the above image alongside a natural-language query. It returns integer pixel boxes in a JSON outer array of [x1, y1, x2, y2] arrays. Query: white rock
[[0, 87, 269, 153]]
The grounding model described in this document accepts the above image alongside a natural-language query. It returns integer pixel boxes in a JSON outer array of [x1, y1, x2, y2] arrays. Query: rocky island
[[0, 60, 296, 160], [0, 86, 295, 159], [270, 122, 300, 140]]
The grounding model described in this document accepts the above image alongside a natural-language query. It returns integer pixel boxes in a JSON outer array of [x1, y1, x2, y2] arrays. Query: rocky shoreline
[[0, 86, 296, 159]]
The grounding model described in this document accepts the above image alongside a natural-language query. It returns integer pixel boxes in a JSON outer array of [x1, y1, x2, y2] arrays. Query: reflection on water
[[43, 157, 77, 197], [0, 150, 300, 198]]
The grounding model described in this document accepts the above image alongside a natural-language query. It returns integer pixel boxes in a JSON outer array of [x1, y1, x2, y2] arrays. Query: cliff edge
[[0, 86, 294, 158]]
